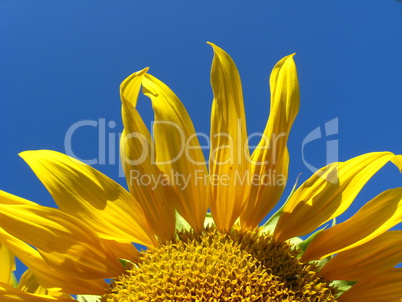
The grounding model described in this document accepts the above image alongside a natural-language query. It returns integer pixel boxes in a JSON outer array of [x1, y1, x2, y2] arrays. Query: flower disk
[[102, 228, 338, 301]]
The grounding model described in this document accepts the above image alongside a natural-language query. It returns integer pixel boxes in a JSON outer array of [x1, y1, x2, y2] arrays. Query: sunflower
[[1, 43, 402, 302]]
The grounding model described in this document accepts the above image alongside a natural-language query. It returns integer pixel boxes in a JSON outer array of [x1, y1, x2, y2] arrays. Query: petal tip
[[18, 150, 35, 159], [207, 42, 223, 54], [140, 66, 150, 74], [134, 67, 149, 75]]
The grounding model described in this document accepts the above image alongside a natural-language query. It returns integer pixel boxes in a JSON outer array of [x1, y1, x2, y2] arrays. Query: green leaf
[[76, 295, 101, 302], [287, 236, 303, 247], [296, 217, 336, 256], [260, 204, 284, 234], [296, 228, 324, 254], [311, 257, 331, 270], [295, 219, 336, 267], [204, 212, 215, 228], [119, 258, 134, 268], [11, 272, 18, 287], [330, 280, 357, 297], [175, 210, 192, 232]]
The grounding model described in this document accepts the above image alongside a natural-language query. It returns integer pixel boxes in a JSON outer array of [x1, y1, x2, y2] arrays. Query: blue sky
[[1, 1, 402, 274]]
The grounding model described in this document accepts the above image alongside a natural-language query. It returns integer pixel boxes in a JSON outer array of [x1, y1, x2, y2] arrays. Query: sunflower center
[[102, 227, 338, 301]]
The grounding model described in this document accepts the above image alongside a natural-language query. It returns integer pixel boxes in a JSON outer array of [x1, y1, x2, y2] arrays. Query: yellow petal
[[17, 269, 71, 299], [120, 69, 176, 241], [18, 269, 45, 295], [0, 243, 15, 286], [18, 269, 59, 297], [0, 228, 106, 295], [0, 190, 34, 205], [303, 187, 402, 260], [141, 73, 209, 231], [20, 150, 156, 247], [0, 204, 123, 280], [320, 231, 402, 281], [0, 283, 72, 302], [274, 152, 402, 242], [240, 54, 299, 229], [101, 239, 140, 263], [120, 67, 149, 107], [338, 268, 402, 302], [208, 42, 249, 231]]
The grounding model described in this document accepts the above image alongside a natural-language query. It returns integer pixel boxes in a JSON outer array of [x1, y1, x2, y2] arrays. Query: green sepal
[[260, 203, 284, 235], [204, 212, 215, 228], [295, 217, 336, 267], [297, 216, 336, 254], [119, 258, 134, 268], [296, 228, 324, 254], [311, 257, 330, 270], [330, 280, 357, 297], [260, 175, 300, 235], [295, 228, 329, 269], [175, 210, 192, 232], [287, 236, 303, 247], [76, 295, 101, 302], [11, 272, 18, 288]]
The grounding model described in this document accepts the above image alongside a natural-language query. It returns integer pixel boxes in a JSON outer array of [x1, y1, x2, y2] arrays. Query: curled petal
[[120, 67, 149, 107], [241, 54, 299, 229], [142, 73, 208, 231], [120, 69, 176, 241], [274, 152, 402, 242]]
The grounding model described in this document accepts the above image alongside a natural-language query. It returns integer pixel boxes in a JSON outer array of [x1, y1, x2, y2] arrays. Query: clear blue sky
[[1, 1, 402, 272]]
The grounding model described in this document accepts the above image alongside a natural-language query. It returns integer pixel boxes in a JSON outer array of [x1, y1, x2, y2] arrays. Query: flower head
[[1, 43, 402, 301]]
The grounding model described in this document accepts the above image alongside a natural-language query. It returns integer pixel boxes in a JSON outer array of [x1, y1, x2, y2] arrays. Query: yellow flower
[[1, 43, 402, 301]]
